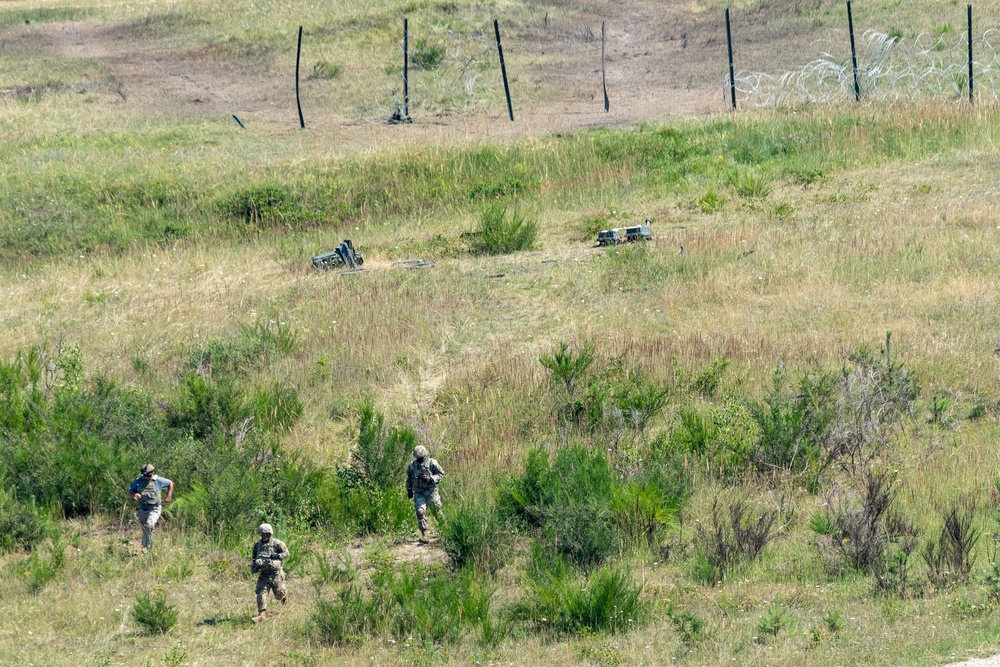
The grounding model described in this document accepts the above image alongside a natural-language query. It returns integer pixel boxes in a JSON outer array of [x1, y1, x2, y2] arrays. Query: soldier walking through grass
[[128, 463, 173, 553], [406, 445, 445, 544], [251, 523, 288, 623]]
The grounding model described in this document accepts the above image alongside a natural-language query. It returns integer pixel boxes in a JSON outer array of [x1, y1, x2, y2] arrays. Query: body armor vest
[[140, 477, 161, 507]]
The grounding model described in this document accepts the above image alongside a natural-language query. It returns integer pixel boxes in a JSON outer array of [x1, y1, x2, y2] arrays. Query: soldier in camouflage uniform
[[405, 445, 445, 543], [250, 523, 289, 623], [128, 463, 173, 552]]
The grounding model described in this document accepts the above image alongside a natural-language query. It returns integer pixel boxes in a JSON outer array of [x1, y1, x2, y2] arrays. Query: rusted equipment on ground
[[596, 220, 652, 246], [313, 239, 364, 270]]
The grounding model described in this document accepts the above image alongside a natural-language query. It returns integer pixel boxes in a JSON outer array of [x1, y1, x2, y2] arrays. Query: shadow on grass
[[197, 614, 249, 628]]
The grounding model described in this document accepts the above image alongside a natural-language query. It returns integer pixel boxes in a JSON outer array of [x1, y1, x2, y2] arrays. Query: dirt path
[[945, 658, 1000, 667]]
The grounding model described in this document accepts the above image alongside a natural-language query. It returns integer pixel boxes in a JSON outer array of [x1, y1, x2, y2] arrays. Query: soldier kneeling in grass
[[250, 523, 288, 623], [406, 446, 445, 544]]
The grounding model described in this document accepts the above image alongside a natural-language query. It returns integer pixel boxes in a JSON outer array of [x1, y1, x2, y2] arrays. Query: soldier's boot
[[252, 610, 267, 624], [418, 530, 429, 544]]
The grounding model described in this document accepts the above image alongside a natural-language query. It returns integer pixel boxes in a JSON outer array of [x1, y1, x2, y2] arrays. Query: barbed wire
[[364, 25, 500, 123], [733, 29, 1000, 106]]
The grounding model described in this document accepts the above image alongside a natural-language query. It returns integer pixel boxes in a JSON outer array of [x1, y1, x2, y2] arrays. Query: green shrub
[[0, 486, 50, 552], [411, 39, 445, 70], [496, 447, 551, 529], [351, 403, 414, 490], [440, 498, 511, 574], [579, 362, 668, 437], [546, 499, 619, 568], [757, 604, 790, 640], [690, 358, 730, 397], [611, 478, 680, 548], [725, 167, 772, 199], [666, 604, 705, 646], [312, 564, 501, 646], [540, 341, 594, 399], [524, 545, 646, 635], [131, 592, 178, 635], [21, 538, 65, 594], [498, 443, 687, 564], [250, 382, 303, 433], [471, 201, 538, 255], [223, 184, 300, 229], [166, 373, 246, 440]]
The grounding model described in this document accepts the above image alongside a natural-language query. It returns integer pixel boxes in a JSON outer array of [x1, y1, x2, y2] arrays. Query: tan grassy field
[[4, 1, 1000, 666]]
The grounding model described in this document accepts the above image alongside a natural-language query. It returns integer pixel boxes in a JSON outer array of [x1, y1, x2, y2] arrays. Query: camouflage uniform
[[128, 467, 172, 549], [406, 451, 444, 533], [251, 534, 289, 614]]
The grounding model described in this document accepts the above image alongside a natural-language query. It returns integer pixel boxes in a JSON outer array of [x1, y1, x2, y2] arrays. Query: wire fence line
[[734, 29, 1000, 107], [365, 25, 501, 123]]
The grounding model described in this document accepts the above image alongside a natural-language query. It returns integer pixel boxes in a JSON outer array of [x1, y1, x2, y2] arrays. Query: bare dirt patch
[[1, 0, 852, 150]]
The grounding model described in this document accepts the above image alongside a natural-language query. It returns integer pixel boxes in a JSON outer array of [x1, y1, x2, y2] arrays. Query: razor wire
[[732, 29, 1000, 107], [364, 25, 501, 123]]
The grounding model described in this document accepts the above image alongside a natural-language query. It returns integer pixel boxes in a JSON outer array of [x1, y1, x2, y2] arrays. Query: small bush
[[351, 403, 414, 491], [0, 487, 50, 552], [498, 443, 688, 564], [308, 60, 342, 80], [440, 498, 511, 574], [540, 341, 594, 399], [922, 500, 980, 587], [546, 499, 619, 568], [471, 201, 538, 255], [250, 382, 303, 433], [132, 591, 178, 635], [726, 167, 772, 199], [823, 609, 844, 633], [223, 184, 300, 230], [690, 358, 730, 397], [756, 604, 789, 640], [21, 540, 64, 594], [524, 546, 646, 635], [667, 604, 705, 646], [312, 564, 500, 646], [698, 187, 723, 213], [611, 479, 680, 548], [822, 472, 919, 596], [693, 496, 780, 585], [166, 373, 246, 440], [411, 39, 445, 70]]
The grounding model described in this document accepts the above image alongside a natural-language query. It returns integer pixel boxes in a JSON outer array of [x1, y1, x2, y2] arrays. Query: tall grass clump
[[440, 497, 511, 574], [222, 184, 303, 231], [0, 486, 51, 552], [318, 403, 415, 537], [131, 592, 179, 635], [691, 496, 781, 585], [497, 444, 687, 566], [470, 201, 538, 255], [312, 563, 501, 646], [667, 335, 919, 489], [520, 543, 646, 635], [922, 499, 981, 587]]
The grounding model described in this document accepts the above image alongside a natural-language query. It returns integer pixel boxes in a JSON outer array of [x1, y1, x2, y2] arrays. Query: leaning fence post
[[968, 4, 974, 103], [602, 20, 609, 112], [295, 26, 305, 128], [847, 1, 861, 101], [494, 19, 514, 121], [725, 8, 736, 110]]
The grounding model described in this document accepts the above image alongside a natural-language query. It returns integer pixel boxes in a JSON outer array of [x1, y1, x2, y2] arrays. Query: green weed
[[131, 591, 178, 635], [470, 201, 538, 255]]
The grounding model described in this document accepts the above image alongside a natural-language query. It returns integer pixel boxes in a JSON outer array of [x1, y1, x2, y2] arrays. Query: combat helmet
[[412, 445, 428, 460], [257, 523, 274, 535]]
